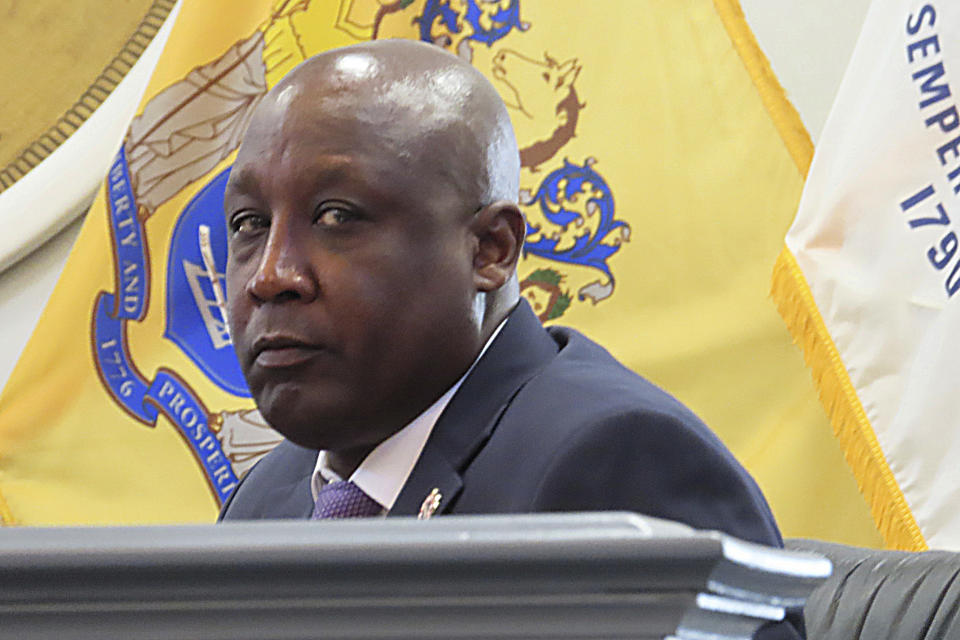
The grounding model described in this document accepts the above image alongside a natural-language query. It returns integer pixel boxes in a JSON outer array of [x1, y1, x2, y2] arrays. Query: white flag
[[774, 0, 960, 550]]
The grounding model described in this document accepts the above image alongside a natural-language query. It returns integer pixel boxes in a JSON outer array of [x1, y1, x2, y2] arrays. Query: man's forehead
[[227, 143, 394, 198], [237, 76, 470, 172], [228, 41, 509, 205], [227, 119, 453, 211], [239, 99, 414, 169]]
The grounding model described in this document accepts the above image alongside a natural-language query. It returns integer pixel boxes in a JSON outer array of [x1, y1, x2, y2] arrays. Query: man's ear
[[470, 200, 526, 292]]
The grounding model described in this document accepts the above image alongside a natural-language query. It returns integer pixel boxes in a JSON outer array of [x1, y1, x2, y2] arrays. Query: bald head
[[252, 39, 520, 207], [224, 40, 526, 466]]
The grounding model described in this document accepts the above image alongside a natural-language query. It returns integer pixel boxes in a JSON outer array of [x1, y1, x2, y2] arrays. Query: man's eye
[[230, 212, 268, 236], [315, 205, 357, 227]]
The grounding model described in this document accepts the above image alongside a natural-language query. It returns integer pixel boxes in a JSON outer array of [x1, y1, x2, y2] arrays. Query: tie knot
[[311, 480, 383, 519]]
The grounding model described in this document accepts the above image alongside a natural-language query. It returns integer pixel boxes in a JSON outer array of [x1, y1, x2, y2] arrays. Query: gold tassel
[[771, 247, 928, 551], [0, 487, 15, 526], [713, 0, 814, 178]]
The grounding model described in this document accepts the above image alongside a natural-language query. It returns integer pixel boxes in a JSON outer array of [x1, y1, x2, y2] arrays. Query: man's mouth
[[252, 336, 323, 368]]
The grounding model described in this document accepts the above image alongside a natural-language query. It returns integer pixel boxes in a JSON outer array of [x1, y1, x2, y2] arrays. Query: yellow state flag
[[0, 0, 881, 545]]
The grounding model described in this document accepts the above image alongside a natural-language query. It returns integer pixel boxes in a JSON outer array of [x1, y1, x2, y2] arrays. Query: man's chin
[[256, 399, 370, 452], [250, 380, 420, 452]]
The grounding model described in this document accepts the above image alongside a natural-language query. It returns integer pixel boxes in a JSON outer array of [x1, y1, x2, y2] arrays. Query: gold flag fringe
[[772, 247, 927, 551], [0, 487, 15, 526], [718, 0, 925, 550], [0, 0, 177, 194], [713, 0, 814, 178]]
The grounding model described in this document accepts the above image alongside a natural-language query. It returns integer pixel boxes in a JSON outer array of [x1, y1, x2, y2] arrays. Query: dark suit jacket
[[220, 300, 801, 639], [220, 299, 782, 546]]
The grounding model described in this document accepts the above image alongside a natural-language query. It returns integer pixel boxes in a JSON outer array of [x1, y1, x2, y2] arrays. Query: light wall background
[[0, 2, 873, 396]]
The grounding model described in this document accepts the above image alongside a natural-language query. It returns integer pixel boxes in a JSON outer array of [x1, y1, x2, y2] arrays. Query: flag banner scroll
[[0, 0, 880, 544], [773, 0, 960, 550]]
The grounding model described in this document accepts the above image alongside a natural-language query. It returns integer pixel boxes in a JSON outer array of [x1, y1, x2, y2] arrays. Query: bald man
[[219, 39, 804, 638], [219, 38, 784, 546]]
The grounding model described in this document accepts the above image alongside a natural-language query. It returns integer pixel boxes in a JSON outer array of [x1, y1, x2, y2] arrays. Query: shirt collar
[[311, 317, 508, 509]]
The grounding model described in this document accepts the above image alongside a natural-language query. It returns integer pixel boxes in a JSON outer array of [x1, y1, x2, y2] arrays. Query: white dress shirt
[[311, 319, 507, 511]]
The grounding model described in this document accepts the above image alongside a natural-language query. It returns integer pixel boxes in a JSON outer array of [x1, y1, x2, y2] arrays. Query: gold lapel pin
[[418, 488, 442, 520]]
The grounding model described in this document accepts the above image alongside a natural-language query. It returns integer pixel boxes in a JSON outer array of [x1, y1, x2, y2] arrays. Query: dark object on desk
[[786, 539, 960, 640]]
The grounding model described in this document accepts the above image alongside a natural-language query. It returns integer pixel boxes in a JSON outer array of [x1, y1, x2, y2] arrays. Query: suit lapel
[[389, 443, 464, 518], [390, 300, 558, 516], [248, 439, 317, 519], [262, 474, 315, 518]]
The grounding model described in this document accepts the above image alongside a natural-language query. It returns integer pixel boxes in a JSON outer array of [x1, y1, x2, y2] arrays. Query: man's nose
[[246, 227, 318, 303]]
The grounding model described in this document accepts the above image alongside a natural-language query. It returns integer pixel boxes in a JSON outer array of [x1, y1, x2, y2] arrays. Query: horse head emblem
[[491, 49, 584, 171]]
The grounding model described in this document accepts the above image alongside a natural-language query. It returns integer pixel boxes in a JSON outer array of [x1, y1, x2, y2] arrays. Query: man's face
[[223, 90, 483, 454]]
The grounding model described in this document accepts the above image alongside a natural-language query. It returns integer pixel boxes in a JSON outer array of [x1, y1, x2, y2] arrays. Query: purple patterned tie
[[311, 480, 383, 519]]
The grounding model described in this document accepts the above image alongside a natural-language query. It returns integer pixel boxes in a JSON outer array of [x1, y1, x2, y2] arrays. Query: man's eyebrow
[[224, 169, 261, 198]]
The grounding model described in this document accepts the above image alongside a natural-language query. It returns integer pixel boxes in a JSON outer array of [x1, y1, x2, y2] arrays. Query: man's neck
[[479, 288, 519, 344], [314, 311, 513, 500], [325, 446, 376, 481]]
